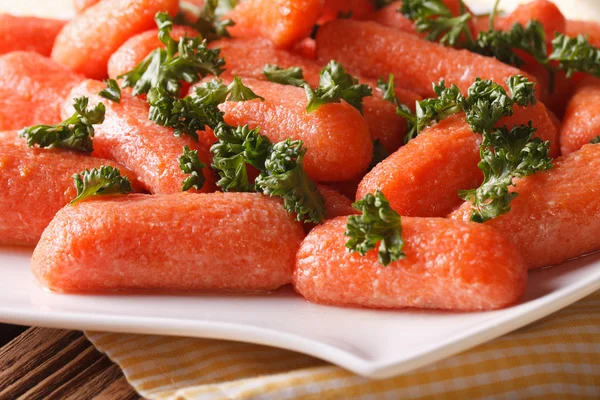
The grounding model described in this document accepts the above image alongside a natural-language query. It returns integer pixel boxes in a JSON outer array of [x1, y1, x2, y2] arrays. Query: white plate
[[1, 247, 599, 379]]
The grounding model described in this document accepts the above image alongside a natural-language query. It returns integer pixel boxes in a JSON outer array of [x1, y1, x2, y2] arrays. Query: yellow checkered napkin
[[87, 291, 600, 400]]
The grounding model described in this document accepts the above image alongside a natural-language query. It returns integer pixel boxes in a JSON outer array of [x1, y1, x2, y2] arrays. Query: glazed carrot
[[0, 14, 66, 56], [107, 26, 198, 79], [319, 0, 375, 24], [325, 179, 361, 200], [64, 79, 216, 194], [52, 0, 179, 79], [225, 0, 324, 48], [32, 192, 305, 293], [74, 0, 101, 13], [357, 102, 559, 217], [566, 20, 600, 48], [318, 184, 357, 219], [0, 52, 83, 131], [451, 144, 600, 269], [0, 131, 140, 246], [291, 37, 317, 60], [364, 0, 469, 35], [560, 77, 600, 155], [207, 77, 373, 182], [316, 20, 537, 98], [293, 216, 527, 311]]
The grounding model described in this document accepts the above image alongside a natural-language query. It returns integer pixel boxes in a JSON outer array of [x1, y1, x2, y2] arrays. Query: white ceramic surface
[[1, 248, 599, 379]]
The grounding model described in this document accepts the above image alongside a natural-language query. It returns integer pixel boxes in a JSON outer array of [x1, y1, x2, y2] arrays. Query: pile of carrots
[[1, 0, 600, 312]]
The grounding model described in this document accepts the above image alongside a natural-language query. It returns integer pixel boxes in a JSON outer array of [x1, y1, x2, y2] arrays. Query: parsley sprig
[[459, 123, 553, 222], [19, 97, 105, 153], [549, 34, 600, 78], [184, 0, 237, 41], [179, 146, 207, 191], [263, 61, 372, 114], [119, 12, 225, 97], [99, 79, 122, 103], [70, 166, 133, 204], [345, 190, 405, 266]]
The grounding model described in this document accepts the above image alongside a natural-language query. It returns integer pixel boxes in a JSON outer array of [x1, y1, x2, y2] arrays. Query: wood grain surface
[[0, 324, 141, 400]]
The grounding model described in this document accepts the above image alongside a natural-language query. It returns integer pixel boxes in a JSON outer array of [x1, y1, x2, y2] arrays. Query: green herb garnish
[[179, 146, 206, 191], [71, 166, 133, 204]]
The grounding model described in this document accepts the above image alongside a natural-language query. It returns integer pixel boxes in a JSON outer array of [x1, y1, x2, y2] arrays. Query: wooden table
[[0, 324, 141, 399]]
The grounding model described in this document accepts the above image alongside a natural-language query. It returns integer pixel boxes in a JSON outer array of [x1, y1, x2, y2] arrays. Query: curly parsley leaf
[[179, 146, 206, 191], [119, 12, 225, 97], [590, 136, 600, 144], [70, 166, 133, 205], [263, 65, 307, 87], [459, 123, 553, 222], [255, 139, 325, 224], [99, 79, 121, 103], [186, 0, 236, 41], [19, 97, 105, 153], [549, 34, 600, 78], [377, 74, 418, 142], [400, 0, 474, 47], [210, 123, 271, 192], [227, 76, 264, 102], [306, 60, 372, 113], [345, 190, 405, 266]]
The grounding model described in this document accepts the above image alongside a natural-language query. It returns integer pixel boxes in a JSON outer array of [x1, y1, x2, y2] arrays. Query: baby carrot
[[488, 0, 566, 40], [107, 26, 199, 79], [357, 102, 559, 217], [293, 216, 527, 311], [211, 77, 373, 182], [319, 0, 375, 24], [451, 143, 600, 269], [0, 52, 83, 131], [225, 0, 324, 48], [0, 14, 66, 56], [315, 19, 537, 98], [52, 0, 179, 79], [64, 79, 216, 194], [566, 20, 600, 48], [318, 184, 357, 220], [32, 192, 305, 293], [74, 0, 101, 13], [560, 77, 600, 155], [291, 37, 317, 60], [0, 131, 139, 246]]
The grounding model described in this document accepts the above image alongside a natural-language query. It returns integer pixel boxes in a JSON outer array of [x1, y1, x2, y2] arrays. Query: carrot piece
[[32, 192, 305, 293], [225, 0, 324, 48], [560, 77, 600, 155], [316, 19, 537, 98], [0, 52, 83, 131], [325, 179, 361, 200], [204, 77, 373, 182], [497, 0, 565, 40], [52, 0, 179, 79], [566, 20, 600, 48], [357, 102, 559, 217], [107, 26, 199, 79], [319, 0, 375, 24], [293, 216, 527, 311], [291, 37, 317, 60], [450, 144, 600, 269], [0, 14, 66, 56], [364, 0, 469, 35], [64, 79, 216, 194], [318, 184, 357, 219], [0, 131, 140, 246], [74, 0, 101, 13], [210, 37, 419, 152]]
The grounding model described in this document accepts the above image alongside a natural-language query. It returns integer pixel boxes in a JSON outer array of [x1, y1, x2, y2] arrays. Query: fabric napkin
[[86, 290, 600, 399]]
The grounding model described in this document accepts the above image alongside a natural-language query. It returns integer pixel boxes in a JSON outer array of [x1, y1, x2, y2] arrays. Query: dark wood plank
[[0, 324, 28, 347], [0, 327, 140, 400]]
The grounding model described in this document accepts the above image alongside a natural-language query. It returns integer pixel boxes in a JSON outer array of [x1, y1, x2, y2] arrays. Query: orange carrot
[[293, 216, 527, 311], [291, 37, 317, 60], [357, 102, 559, 217], [316, 19, 537, 98], [319, 0, 375, 24], [451, 143, 600, 269], [318, 184, 357, 219], [52, 0, 179, 79], [0, 52, 83, 131], [64, 79, 216, 194], [32, 192, 305, 293], [0, 131, 140, 246], [74, 0, 101, 13], [494, 0, 565, 40], [107, 26, 198, 79], [560, 77, 600, 155], [225, 0, 324, 48], [203, 77, 374, 182], [566, 20, 600, 48], [0, 14, 66, 56]]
